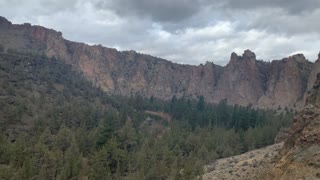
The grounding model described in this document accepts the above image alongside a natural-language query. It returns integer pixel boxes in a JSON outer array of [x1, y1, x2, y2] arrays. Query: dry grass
[[203, 143, 283, 180]]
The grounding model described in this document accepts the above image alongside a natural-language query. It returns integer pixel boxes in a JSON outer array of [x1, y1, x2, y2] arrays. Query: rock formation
[[267, 72, 320, 179], [203, 57, 320, 179], [0, 16, 316, 108]]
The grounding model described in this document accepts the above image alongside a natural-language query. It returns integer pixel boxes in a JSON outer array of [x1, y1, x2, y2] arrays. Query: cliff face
[[0, 16, 315, 108], [305, 53, 320, 103], [213, 50, 265, 105], [267, 73, 320, 179], [258, 54, 313, 108]]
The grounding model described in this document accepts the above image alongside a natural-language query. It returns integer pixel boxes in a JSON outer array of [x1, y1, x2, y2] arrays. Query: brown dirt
[[203, 143, 283, 180]]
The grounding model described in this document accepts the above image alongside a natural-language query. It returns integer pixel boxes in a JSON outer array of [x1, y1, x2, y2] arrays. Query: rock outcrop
[[213, 50, 265, 106], [258, 54, 313, 108], [0, 16, 315, 108], [305, 52, 320, 103], [267, 72, 320, 179]]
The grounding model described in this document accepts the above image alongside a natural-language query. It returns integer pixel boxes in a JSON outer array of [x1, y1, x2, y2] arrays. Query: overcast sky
[[0, 0, 320, 65]]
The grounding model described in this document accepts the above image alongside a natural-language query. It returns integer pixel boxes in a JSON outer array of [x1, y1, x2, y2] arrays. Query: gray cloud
[[248, 8, 320, 35], [96, 0, 208, 22], [96, 0, 320, 24], [96, 0, 320, 36], [221, 0, 320, 14]]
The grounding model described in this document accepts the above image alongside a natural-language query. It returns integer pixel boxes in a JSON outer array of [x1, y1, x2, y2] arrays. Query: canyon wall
[[0, 16, 316, 108]]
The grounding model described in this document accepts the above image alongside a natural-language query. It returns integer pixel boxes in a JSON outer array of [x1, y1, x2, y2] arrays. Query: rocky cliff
[[0, 16, 315, 108], [203, 65, 320, 180], [267, 72, 320, 179]]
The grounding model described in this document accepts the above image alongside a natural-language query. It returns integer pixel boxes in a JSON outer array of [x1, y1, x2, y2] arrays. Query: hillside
[[203, 143, 283, 180], [0, 51, 294, 179], [0, 16, 315, 108]]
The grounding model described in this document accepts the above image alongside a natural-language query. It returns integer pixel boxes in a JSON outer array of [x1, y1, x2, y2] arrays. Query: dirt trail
[[145, 111, 172, 123]]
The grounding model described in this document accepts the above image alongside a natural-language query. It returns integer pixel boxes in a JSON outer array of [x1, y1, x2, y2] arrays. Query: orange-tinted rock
[[0, 16, 316, 108]]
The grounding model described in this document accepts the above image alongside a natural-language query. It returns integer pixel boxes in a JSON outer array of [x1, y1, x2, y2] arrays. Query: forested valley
[[0, 51, 293, 179]]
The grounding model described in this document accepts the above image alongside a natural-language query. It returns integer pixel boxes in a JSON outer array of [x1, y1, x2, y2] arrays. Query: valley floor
[[203, 143, 283, 180]]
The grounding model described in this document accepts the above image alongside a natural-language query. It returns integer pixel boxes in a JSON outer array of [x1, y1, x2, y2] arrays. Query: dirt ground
[[203, 143, 283, 180]]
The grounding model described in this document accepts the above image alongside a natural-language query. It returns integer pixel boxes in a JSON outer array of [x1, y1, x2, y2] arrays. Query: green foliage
[[197, 95, 205, 111], [0, 51, 293, 179]]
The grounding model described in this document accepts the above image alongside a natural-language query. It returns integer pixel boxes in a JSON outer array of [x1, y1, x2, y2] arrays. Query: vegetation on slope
[[0, 52, 293, 179]]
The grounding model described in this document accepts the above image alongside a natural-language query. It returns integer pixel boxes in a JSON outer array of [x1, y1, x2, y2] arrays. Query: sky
[[0, 0, 320, 65]]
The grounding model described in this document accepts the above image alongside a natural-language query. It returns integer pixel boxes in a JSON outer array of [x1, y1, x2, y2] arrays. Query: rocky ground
[[203, 143, 283, 180]]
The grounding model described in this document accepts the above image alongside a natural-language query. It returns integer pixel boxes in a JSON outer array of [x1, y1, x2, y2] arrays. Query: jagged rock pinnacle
[[230, 52, 239, 64], [243, 49, 256, 60]]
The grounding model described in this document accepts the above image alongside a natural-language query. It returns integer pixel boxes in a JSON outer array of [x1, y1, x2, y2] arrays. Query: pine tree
[[197, 96, 205, 111], [119, 120, 138, 152]]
